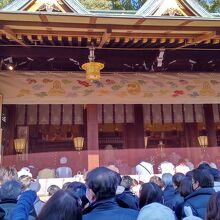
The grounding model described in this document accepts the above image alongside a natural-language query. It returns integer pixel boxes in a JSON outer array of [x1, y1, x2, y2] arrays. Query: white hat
[[18, 167, 32, 178], [138, 203, 176, 220]]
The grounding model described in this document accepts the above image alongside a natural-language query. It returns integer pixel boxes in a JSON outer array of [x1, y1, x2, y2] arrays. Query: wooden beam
[[1, 26, 27, 47], [0, 21, 220, 32], [12, 29, 206, 40], [193, 32, 217, 43], [177, 32, 217, 49], [99, 28, 112, 48]]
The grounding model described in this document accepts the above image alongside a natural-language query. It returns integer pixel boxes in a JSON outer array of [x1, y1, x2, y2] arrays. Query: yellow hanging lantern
[[82, 46, 104, 81], [82, 61, 104, 81], [14, 138, 26, 153], [73, 137, 84, 151]]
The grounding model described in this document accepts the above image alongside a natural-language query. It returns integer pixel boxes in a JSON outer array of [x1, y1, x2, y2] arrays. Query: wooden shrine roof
[[0, 11, 219, 49]]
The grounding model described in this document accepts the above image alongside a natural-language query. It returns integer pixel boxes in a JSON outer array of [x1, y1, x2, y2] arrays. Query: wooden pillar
[[183, 122, 199, 164], [184, 123, 199, 148], [124, 105, 144, 149], [203, 104, 217, 147], [6, 105, 17, 155], [86, 104, 99, 170]]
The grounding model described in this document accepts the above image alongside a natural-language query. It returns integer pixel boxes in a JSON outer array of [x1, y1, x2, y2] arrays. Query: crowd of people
[[0, 161, 219, 220]]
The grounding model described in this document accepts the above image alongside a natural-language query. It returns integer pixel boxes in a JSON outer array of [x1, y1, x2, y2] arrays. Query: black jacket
[[172, 189, 184, 220], [0, 207, 5, 220], [163, 185, 175, 209], [183, 187, 215, 219], [83, 197, 139, 220], [116, 190, 139, 210]]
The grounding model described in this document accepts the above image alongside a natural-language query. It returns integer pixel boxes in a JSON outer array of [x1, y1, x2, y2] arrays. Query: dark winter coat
[[172, 189, 184, 220], [83, 197, 139, 220], [183, 187, 215, 219], [116, 190, 139, 210], [163, 185, 175, 209]]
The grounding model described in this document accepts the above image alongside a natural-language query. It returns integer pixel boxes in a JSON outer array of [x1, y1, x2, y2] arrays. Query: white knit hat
[[137, 203, 176, 220]]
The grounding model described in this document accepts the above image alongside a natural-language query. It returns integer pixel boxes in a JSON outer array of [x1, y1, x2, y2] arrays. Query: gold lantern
[[198, 129, 208, 148], [82, 46, 104, 81], [14, 138, 26, 153], [73, 137, 84, 151], [198, 136, 208, 148]]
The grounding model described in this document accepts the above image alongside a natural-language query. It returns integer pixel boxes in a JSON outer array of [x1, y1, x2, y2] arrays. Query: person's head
[[206, 192, 220, 220], [185, 171, 193, 179], [62, 182, 71, 190], [198, 162, 211, 170], [65, 182, 89, 208], [85, 167, 120, 201], [162, 173, 173, 188], [38, 190, 82, 220], [60, 157, 68, 165], [149, 176, 164, 189], [192, 168, 214, 190], [19, 175, 34, 191], [139, 182, 163, 209], [0, 167, 18, 185], [172, 173, 185, 189], [179, 177, 193, 198], [47, 185, 60, 196], [0, 180, 22, 200], [120, 176, 133, 190]]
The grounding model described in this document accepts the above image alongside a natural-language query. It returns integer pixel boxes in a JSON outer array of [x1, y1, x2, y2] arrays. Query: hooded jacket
[[183, 187, 215, 219]]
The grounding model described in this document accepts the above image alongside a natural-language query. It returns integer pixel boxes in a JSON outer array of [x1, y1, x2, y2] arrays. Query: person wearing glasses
[[182, 168, 215, 219]]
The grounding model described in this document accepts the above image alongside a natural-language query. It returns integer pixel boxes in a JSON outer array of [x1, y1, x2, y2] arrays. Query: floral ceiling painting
[[0, 72, 220, 104]]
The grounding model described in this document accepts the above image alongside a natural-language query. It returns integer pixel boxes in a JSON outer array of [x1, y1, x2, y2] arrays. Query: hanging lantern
[[73, 137, 84, 151], [14, 138, 26, 153], [198, 128, 208, 148], [82, 62, 104, 81], [82, 46, 104, 81], [198, 136, 208, 148]]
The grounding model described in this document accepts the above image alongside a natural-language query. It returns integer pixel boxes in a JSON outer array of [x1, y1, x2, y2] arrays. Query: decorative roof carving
[[136, 0, 213, 17], [2, 0, 89, 14]]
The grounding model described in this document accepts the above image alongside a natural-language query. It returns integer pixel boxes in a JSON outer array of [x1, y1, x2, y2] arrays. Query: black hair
[[139, 182, 163, 209], [172, 173, 185, 188], [47, 185, 60, 196], [62, 182, 71, 190], [206, 192, 220, 220], [38, 190, 82, 220], [198, 162, 211, 170], [179, 177, 193, 198], [192, 168, 214, 188], [185, 171, 193, 179], [86, 167, 120, 200], [120, 176, 133, 190], [65, 182, 89, 208]]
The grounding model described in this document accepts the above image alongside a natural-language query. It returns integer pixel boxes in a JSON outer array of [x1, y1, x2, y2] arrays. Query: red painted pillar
[[86, 104, 99, 170]]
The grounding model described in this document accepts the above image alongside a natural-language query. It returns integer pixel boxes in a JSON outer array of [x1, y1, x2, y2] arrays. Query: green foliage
[[0, 0, 219, 13], [197, 0, 220, 12], [0, 0, 14, 9], [79, 0, 111, 10]]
